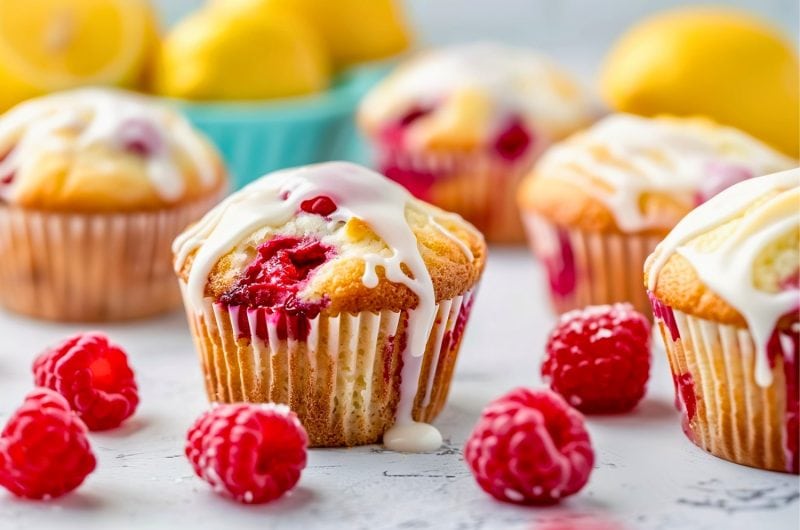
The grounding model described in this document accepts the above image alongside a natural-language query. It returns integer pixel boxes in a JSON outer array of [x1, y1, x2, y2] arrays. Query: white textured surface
[[0, 248, 797, 530]]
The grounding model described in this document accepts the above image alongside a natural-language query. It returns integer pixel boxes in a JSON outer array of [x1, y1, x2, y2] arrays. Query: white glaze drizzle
[[537, 114, 796, 232], [0, 87, 217, 202], [646, 168, 800, 386], [360, 42, 592, 141], [173, 162, 477, 452]]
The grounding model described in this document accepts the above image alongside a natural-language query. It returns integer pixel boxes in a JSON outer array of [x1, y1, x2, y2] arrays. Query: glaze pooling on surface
[[537, 114, 796, 232], [174, 161, 477, 452], [0, 87, 217, 203], [646, 168, 800, 387], [360, 42, 593, 147]]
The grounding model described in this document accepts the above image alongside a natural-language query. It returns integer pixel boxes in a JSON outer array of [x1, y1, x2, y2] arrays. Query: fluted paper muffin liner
[[379, 148, 536, 243], [0, 196, 219, 322], [180, 282, 476, 447], [651, 298, 799, 474], [523, 213, 664, 316]]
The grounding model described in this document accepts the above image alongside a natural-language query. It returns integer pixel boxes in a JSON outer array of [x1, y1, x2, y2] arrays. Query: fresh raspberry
[[186, 403, 308, 504], [0, 388, 96, 499], [541, 304, 651, 414], [33, 332, 139, 431], [465, 388, 594, 504]]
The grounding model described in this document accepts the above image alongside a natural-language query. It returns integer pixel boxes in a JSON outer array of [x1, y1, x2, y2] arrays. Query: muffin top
[[0, 88, 226, 212], [519, 114, 796, 234], [358, 42, 594, 157], [173, 161, 486, 317], [645, 168, 799, 385]]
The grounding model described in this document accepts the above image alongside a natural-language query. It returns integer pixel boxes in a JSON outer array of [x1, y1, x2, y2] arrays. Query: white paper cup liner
[[181, 282, 477, 447], [0, 196, 218, 322], [652, 301, 798, 473], [523, 213, 663, 316]]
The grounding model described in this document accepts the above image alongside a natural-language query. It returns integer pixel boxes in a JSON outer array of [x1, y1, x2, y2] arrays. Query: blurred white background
[[156, 0, 799, 79]]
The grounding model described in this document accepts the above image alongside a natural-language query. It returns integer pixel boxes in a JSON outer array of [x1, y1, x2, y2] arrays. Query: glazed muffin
[[173, 162, 486, 450], [645, 168, 799, 473], [358, 42, 594, 243], [518, 114, 795, 316], [0, 88, 226, 321]]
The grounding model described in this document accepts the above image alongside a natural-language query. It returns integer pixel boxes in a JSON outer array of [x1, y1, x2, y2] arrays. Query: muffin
[[358, 42, 594, 243], [518, 114, 795, 316], [645, 168, 799, 473], [0, 88, 226, 321], [173, 161, 486, 450]]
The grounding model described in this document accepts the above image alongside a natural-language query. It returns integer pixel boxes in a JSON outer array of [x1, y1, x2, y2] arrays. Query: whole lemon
[[0, 0, 159, 112], [153, 2, 330, 100], [601, 8, 799, 157], [216, 0, 410, 68], [282, 0, 411, 67]]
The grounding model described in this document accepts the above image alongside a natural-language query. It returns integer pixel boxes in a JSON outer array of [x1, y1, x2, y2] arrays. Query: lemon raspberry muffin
[[173, 162, 485, 450], [358, 42, 594, 243], [645, 168, 799, 473], [518, 114, 795, 315], [0, 88, 226, 321]]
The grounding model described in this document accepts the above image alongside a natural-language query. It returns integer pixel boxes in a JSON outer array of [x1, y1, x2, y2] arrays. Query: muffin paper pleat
[[654, 306, 797, 473], [181, 282, 476, 447], [523, 213, 663, 315], [0, 196, 218, 322]]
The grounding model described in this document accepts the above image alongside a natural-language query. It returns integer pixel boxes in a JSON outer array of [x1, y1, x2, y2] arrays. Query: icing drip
[[646, 168, 800, 386], [174, 162, 476, 452], [537, 114, 796, 232], [0, 87, 217, 203]]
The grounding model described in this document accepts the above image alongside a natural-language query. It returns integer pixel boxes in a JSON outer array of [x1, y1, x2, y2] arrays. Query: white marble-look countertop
[[0, 248, 797, 530]]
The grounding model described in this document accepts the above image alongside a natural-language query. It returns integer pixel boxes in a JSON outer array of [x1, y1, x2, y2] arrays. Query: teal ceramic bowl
[[175, 65, 387, 190]]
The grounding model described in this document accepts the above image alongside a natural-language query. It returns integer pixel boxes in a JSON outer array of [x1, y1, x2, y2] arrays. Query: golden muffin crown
[[358, 42, 594, 151], [645, 168, 799, 385], [519, 114, 796, 234], [173, 161, 486, 316], [0, 88, 226, 212]]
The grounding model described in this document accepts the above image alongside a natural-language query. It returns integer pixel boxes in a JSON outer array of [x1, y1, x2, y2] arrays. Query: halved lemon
[[0, 0, 158, 111]]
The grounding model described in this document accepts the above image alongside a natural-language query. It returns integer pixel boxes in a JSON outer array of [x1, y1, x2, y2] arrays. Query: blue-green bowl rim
[[165, 62, 393, 121]]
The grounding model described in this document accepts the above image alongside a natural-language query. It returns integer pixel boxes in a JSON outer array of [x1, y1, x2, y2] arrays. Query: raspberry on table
[[0, 388, 96, 500], [33, 332, 139, 431], [541, 303, 651, 414], [186, 403, 308, 504], [464, 388, 594, 504]]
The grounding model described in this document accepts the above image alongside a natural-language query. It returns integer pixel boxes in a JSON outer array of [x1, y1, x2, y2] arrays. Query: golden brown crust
[[518, 168, 692, 235], [9, 142, 227, 213], [178, 204, 487, 315], [518, 173, 621, 232], [646, 253, 746, 327]]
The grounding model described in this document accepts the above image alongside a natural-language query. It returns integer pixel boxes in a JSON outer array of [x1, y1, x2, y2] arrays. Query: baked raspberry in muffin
[[0, 88, 226, 321], [646, 168, 799, 473], [173, 162, 485, 450], [358, 42, 594, 243], [518, 114, 795, 316]]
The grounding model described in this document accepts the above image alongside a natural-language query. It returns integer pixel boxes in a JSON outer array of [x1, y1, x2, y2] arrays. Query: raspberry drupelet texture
[[541, 304, 651, 414], [464, 388, 594, 505], [186, 403, 308, 504], [33, 332, 139, 431], [0, 389, 96, 499]]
